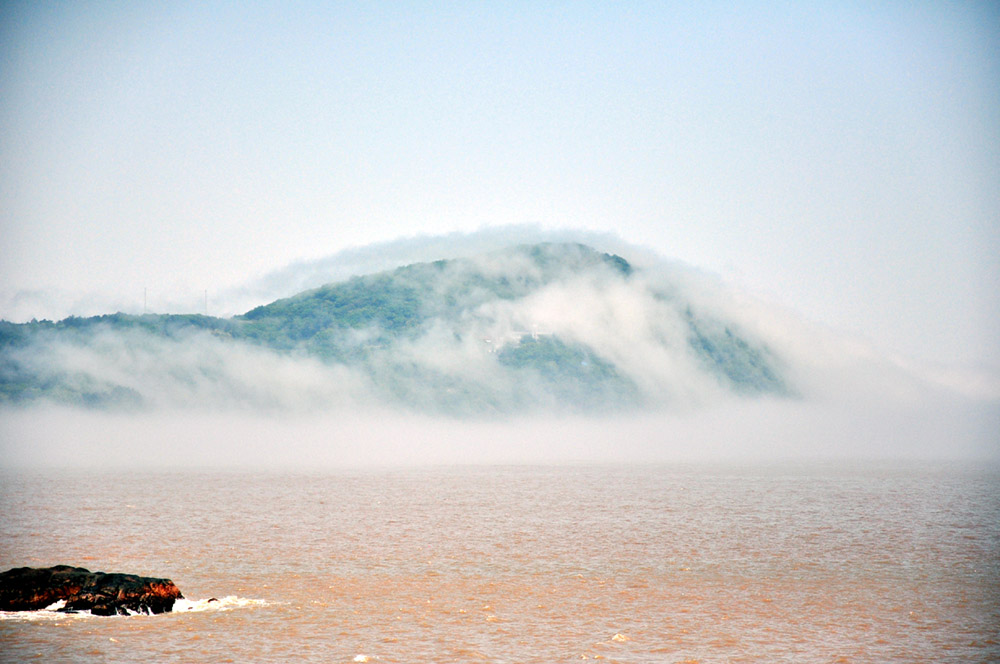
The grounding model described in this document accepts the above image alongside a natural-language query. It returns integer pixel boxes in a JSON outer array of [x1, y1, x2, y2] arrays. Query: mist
[[1, 232, 997, 469], [2, 392, 996, 470]]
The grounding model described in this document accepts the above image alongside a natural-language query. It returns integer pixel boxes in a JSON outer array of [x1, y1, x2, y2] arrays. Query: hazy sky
[[1, 1, 997, 367]]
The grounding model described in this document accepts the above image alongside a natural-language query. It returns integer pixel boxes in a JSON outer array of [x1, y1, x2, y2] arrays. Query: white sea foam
[[0, 600, 92, 622], [0, 596, 266, 620], [173, 596, 268, 613]]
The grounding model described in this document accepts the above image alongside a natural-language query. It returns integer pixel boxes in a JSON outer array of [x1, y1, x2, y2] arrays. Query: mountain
[[0, 243, 788, 415]]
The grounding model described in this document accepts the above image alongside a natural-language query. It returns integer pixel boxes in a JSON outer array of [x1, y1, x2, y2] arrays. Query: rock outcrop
[[0, 565, 183, 615]]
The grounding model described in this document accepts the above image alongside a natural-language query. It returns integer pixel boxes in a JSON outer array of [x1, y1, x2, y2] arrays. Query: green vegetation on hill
[[497, 335, 639, 410], [685, 310, 786, 394]]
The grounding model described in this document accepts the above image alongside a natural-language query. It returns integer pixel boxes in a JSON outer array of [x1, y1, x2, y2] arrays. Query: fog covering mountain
[[0, 243, 785, 415], [1, 239, 997, 465]]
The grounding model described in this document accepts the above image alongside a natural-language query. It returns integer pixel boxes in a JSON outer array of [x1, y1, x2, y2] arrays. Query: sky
[[1, 1, 998, 368]]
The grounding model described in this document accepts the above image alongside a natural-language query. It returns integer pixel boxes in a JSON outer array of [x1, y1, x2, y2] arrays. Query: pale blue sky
[[1, 1, 997, 366]]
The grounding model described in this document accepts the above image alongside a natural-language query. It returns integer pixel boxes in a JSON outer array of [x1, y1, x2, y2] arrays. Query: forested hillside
[[0, 243, 787, 414]]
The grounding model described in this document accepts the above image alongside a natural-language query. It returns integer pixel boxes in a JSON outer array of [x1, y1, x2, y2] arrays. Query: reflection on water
[[1, 462, 998, 662]]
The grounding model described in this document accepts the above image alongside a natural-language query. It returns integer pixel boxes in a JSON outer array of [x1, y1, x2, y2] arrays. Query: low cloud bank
[[1, 231, 997, 466], [1, 391, 996, 469]]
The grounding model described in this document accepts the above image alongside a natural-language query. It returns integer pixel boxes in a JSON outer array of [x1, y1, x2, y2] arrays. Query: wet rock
[[0, 565, 183, 615]]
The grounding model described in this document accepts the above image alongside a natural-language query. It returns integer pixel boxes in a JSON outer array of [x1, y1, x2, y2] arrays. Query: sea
[[1, 462, 998, 663]]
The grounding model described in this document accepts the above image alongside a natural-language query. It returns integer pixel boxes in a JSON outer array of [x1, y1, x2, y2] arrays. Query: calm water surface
[[1, 463, 998, 663]]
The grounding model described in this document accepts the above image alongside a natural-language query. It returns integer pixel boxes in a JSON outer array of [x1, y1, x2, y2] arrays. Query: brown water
[[1, 463, 998, 663]]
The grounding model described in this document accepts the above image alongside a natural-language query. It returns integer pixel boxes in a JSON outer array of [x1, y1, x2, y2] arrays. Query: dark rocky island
[[0, 565, 183, 615]]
